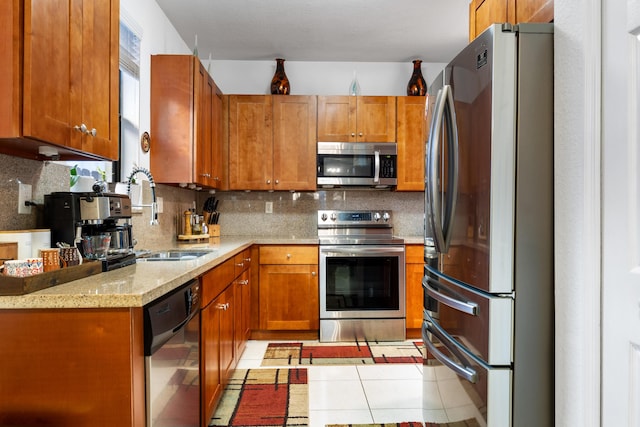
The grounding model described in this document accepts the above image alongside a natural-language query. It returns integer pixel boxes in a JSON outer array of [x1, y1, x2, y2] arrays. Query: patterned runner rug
[[261, 341, 424, 366], [209, 368, 308, 426]]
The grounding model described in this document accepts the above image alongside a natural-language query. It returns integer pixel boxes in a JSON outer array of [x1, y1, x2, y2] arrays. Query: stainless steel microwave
[[316, 142, 398, 188]]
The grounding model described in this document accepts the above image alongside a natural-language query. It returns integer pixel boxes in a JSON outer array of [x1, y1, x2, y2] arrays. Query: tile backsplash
[[0, 154, 423, 252]]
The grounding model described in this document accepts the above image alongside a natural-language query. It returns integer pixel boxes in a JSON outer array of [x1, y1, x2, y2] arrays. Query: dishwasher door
[[144, 280, 200, 427]]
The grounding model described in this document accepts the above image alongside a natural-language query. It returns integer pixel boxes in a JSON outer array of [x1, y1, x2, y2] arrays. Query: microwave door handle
[[442, 85, 459, 252], [426, 88, 447, 253], [422, 317, 478, 383], [373, 150, 380, 183], [423, 276, 478, 315]]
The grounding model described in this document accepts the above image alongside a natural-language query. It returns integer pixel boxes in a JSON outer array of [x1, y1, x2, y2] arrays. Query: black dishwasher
[[144, 279, 201, 427]]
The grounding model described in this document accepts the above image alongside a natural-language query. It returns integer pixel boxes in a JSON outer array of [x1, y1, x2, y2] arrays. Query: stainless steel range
[[318, 209, 406, 342]]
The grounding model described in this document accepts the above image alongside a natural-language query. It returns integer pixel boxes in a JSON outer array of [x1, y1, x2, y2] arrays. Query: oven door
[[319, 245, 405, 319]]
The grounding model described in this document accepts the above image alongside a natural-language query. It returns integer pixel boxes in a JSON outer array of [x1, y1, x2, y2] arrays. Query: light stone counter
[[0, 238, 253, 309]]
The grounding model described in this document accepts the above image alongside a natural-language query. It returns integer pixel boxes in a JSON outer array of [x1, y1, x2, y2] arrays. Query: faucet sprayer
[[126, 167, 159, 225]]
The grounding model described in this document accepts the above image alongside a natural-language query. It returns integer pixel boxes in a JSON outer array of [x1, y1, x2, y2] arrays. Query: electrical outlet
[[265, 201, 273, 214], [18, 183, 32, 214], [157, 197, 164, 214]]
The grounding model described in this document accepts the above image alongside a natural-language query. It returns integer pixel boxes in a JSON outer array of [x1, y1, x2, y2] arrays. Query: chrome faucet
[[126, 166, 159, 225]]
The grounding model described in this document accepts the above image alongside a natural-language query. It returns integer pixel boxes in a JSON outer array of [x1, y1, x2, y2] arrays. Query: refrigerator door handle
[[422, 317, 478, 383], [423, 276, 478, 315], [442, 84, 459, 252], [426, 84, 459, 253], [426, 88, 446, 252]]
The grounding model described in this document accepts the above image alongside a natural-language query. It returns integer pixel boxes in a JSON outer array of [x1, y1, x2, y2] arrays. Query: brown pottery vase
[[270, 58, 290, 95], [407, 59, 427, 96]]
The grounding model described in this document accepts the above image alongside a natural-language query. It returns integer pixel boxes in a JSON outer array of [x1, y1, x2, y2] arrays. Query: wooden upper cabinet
[[272, 96, 317, 191], [396, 96, 426, 191], [0, 0, 119, 160], [317, 96, 396, 142], [228, 95, 317, 191], [469, 0, 553, 40], [151, 55, 223, 189], [228, 95, 273, 190]]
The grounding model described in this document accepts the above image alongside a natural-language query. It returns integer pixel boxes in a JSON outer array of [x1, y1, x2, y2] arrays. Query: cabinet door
[[405, 245, 425, 330], [356, 96, 396, 142], [234, 269, 251, 359], [317, 96, 356, 142], [23, 0, 73, 148], [396, 96, 426, 191], [272, 95, 317, 191], [201, 301, 222, 422], [218, 286, 235, 386], [75, 0, 119, 160], [151, 55, 196, 184], [228, 95, 273, 190], [195, 63, 214, 187], [259, 264, 319, 330], [211, 87, 224, 188]]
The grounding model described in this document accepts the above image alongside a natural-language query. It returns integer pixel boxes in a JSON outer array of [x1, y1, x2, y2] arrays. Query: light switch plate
[[265, 201, 273, 214], [18, 183, 32, 214], [157, 197, 164, 214]]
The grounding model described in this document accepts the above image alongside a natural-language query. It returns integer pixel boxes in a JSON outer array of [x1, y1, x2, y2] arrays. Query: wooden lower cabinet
[[258, 245, 319, 332], [405, 245, 425, 336], [0, 308, 145, 427], [201, 248, 251, 425]]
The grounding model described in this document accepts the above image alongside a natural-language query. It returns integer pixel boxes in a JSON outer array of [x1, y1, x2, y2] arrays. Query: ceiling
[[155, 0, 471, 63]]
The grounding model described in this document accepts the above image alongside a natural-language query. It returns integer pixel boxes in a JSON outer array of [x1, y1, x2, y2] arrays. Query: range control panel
[[317, 210, 392, 226]]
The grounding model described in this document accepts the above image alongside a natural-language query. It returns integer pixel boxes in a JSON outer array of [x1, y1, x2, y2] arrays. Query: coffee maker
[[44, 192, 137, 271]]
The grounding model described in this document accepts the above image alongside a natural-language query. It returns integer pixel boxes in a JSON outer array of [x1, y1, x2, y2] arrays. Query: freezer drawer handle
[[423, 276, 478, 315], [422, 319, 478, 383]]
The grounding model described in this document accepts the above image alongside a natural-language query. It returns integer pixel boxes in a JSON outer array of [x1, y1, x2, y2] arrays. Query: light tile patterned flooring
[[236, 340, 484, 427]]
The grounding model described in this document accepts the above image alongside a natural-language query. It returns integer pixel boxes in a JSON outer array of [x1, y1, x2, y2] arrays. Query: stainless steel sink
[[136, 249, 214, 261]]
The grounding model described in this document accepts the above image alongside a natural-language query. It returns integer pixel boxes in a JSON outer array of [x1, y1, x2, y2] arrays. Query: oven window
[[325, 256, 399, 311], [318, 155, 374, 177]]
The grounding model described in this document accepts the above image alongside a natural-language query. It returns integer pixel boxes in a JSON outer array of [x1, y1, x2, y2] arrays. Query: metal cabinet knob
[[244, 257, 251, 263], [311, 271, 316, 276], [239, 279, 249, 286], [275, 180, 279, 184], [286, 253, 291, 259], [359, 132, 363, 137], [236, 262, 244, 268], [266, 179, 271, 184], [216, 303, 228, 310], [351, 132, 356, 137]]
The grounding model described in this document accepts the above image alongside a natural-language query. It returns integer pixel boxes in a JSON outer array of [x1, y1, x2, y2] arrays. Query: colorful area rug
[[326, 420, 480, 427], [209, 368, 308, 426], [262, 341, 424, 366]]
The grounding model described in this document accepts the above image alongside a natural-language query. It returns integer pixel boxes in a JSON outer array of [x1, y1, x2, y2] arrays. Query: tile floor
[[236, 340, 484, 427]]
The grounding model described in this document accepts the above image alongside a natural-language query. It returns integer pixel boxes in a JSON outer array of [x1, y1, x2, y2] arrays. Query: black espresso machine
[[44, 192, 137, 271]]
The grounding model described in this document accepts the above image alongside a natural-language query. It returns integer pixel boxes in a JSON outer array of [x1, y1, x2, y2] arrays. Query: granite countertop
[[0, 236, 421, 310]]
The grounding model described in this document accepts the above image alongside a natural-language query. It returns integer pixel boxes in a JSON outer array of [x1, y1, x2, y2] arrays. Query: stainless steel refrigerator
[[422, 23, 554, 427]]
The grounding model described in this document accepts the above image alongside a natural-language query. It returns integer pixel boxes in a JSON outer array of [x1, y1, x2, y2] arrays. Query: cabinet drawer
[[259, 245, 318, 265], [234, 249, 252, 276], [201, 257, 235, 306], [405, 245, 423, 264]]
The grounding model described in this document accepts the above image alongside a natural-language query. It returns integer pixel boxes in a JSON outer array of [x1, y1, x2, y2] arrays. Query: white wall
[[554, 0, 602, 426], [206, 60, 446, 96]]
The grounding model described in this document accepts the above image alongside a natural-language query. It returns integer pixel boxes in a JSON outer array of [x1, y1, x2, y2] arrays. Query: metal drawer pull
[[216, 303, 229, 310], [422, 320, 477, 383], [423, 276, 478, 315]]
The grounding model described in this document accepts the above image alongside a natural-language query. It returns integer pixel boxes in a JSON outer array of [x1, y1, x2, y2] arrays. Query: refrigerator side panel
[[512, 24, 554, 427]]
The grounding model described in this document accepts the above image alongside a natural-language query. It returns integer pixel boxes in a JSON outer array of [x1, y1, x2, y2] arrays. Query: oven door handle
[[423, 276, 478, 316], [321, 246, 405, 256], [422, 316, 478, 383]]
